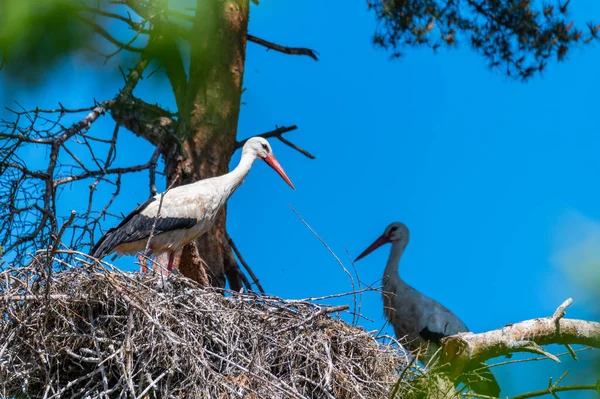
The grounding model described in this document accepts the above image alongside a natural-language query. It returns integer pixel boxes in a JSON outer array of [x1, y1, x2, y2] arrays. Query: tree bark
[[161, 0, 249, 288]]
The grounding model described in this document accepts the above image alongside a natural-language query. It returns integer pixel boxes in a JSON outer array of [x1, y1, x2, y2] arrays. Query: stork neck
[[384, 241, 407, 280], [222, 151, 256, 196]]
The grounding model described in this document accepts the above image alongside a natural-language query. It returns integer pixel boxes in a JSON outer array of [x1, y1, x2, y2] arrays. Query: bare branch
[[440, 298, 600, 377], [289, 205, 358, 325], [227, 235, 265, 294], [511, 380, 600, 399], [53, 158, 158, 187], [167, 8, 318, 61], [236, 126, 315, 159], [45, 210, 76, 297], [77, 15, 146, 53], [247, 34, 319, 60], [144, 172, 180, 275], [552, 297, 572, 320], [120, 52, 151, 98], [0, 132, 55, 144], [78, 5, 146, 32]]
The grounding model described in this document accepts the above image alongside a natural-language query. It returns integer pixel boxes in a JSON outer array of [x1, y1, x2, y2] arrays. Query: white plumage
[[91, 137, 295, 272]]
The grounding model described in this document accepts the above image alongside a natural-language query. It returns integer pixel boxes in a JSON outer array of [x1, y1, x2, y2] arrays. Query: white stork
[[91, 137, 294, 272], [354, 222, 500, 397]]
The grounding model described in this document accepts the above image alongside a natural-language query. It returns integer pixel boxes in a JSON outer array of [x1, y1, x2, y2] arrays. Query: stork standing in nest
[[355, 222, 500, 397], [91, 137, 295, 272]]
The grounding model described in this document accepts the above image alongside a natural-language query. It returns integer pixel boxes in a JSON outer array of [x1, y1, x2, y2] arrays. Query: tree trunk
[[161, 0, 249, 289]]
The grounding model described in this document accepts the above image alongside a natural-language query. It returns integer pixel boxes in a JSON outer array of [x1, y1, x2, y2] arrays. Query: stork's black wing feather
[[419, 326, 446, 345], [90, 196, 196, 259]]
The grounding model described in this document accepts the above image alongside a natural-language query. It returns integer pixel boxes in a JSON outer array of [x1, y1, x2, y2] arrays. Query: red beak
[[354, 234, 389, 262], [264, 154, 295, 190]]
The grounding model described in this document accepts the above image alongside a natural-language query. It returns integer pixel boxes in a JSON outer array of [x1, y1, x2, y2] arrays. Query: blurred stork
[[91, 137, 295, 273], [354, 222, 500, 397]]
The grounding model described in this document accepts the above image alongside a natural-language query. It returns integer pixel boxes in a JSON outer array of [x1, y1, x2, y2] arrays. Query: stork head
[[242, 137, 295, 190], [354, 222, 409, 262]]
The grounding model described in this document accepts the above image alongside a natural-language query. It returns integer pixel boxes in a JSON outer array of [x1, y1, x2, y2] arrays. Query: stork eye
[[389, 226, 398, 233], [261, 143, 268, 151]]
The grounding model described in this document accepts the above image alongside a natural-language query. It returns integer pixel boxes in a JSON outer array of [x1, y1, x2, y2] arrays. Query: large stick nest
[[0, 252, 407, 398]]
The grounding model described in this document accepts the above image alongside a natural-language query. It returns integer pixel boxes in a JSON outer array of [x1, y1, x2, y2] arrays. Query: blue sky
[[3, 0, 600, 397]]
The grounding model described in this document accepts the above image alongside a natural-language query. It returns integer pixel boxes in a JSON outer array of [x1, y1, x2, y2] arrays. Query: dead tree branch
[[247, 34, 319, 60], [227, 235, 265, 294], [167, 9, 318, 61], [440, 298, 600, 378], [77, 15, 146, 53], [511, 373, 600, 399], [236, 126, 315, 159]]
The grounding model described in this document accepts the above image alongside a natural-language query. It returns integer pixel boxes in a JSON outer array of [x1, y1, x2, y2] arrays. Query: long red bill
[[264, 154, 295, 190], [354, 234, 388, 262]]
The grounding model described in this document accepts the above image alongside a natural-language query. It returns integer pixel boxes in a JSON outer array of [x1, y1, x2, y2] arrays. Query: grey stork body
[[355, 222, 500, 397], [91, 137, 295, 271]]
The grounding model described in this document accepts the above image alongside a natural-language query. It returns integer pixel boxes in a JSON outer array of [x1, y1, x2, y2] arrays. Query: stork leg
[[139, 247, 153, 274], [167, 252, 175, 272]]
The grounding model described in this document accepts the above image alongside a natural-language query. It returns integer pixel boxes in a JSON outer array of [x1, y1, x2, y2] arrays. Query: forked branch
[[236, 126, 315, 160], [440, 298, 600, 377]]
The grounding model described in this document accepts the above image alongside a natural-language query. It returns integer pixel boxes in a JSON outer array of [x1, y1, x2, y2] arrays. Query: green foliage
[[0, 0, 92, 83], [369, 0, 600, 80]]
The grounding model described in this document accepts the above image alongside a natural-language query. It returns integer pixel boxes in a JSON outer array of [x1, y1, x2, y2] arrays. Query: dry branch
[[511, 381, 600, 399], [228, 235, 265, 294], [236, 126, 316, 159], [165, 9, 318, 61], [247, 34, 319, 60], [439, 298, 600, 378], [0, 254, 407, 398]]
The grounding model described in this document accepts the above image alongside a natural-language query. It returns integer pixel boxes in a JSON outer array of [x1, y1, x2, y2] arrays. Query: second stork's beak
[[264, 154, 295, 190], [354, 233, 389, 262]]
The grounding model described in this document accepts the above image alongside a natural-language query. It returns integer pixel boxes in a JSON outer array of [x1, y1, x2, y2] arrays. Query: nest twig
[[0, 250, 409, 398]]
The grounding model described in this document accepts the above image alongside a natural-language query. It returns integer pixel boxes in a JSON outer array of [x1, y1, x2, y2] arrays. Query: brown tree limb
[[440, 298, 600, 378], [108, 97, 176, 148], [236, 126, 315, 159], [120, 53, 151, 98], [107, 52, 178, 149], [247, 34, 319, 60], [0, 132, 55, 144]]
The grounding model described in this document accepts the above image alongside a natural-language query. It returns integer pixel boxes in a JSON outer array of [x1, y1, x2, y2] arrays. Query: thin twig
[[236, 125, 316, 159], [227, 235, 265, 294], [288, 205, 358, 321], [276, 305, 350, 334], [511, 381, 600, 399], [144, 172, 180, 274]]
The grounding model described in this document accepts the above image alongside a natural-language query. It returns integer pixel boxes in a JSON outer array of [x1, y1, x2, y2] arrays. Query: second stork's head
[[354, 222, 409, 262], [242, 137, 295, 190]]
